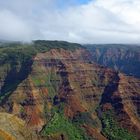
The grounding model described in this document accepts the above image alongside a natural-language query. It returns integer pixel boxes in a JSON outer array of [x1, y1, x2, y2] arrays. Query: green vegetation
[[0, 44, 35, 65], [101, 110, 137, 140], [31, 70, 60, 100], [72, 112, 98, 127], [45, 72, 60, 99], [42, 100, 93, 140], [41, 112, 90, 140], [34, 40, 82, 52], [0, 40, 81, 65], [20, 106, 25, 113]]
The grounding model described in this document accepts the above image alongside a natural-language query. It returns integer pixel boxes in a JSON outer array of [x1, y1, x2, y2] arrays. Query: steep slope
[[99, 73, 140, 139], [0, 41, 81, 104], [0, 41, 140, 140], [85, 44, 140, 78], [0, 112, 37, 140]]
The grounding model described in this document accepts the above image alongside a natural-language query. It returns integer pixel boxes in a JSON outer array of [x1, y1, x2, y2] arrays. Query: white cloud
[[0, 10, 35, 41], [0, 0, 140, 43]]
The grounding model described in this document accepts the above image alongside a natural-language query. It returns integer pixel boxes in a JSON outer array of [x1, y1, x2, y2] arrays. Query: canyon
[[85, 44, 140, 78], [0, 41, 140, 140]]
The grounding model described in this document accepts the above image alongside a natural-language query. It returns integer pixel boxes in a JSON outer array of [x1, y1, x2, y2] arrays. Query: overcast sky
[[0, 0, 140, 43]]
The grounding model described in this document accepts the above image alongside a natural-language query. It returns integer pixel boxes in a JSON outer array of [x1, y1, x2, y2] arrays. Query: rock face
[[0, 113, 37, 140], [85, 44, 140, 78], [0, 44, 140, 140]]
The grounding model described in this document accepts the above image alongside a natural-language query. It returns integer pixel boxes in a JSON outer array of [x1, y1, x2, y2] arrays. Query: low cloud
[[0, 0, 140, 43], [0, 10, 34, 41]]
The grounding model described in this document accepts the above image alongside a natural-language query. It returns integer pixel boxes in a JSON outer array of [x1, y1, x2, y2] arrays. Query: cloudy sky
[[0, 0, 140, 43]]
